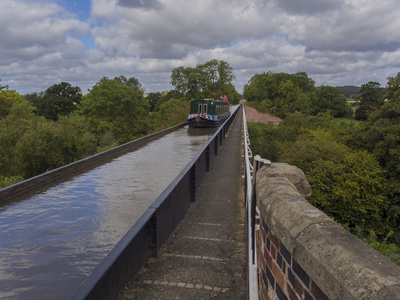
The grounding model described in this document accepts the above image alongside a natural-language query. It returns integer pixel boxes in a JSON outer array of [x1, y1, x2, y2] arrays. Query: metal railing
[[69, 106, 240, 300], [242, 105, 271, 300]]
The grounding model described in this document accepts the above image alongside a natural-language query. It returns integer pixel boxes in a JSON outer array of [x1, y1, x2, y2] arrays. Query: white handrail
[[242, 104, 270, 300], [243, 105, 258, 300]]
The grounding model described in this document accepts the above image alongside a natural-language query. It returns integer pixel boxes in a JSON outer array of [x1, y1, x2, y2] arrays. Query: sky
[[1, 0, 400, 95]]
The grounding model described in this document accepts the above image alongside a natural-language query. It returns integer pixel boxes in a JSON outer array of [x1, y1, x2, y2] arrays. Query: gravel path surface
[[244, 106, 282, 124]]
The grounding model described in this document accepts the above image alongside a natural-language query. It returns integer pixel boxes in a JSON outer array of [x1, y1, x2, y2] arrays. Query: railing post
[[150, 213, 158, 258], [206, 145, 210, 172], [190, 165, 196, 202]]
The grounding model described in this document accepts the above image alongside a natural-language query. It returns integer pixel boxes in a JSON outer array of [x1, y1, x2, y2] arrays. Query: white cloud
[[1, 0, 400, 95]]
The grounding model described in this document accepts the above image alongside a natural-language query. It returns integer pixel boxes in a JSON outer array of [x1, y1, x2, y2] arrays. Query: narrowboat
[[187, 99, 231, 128]]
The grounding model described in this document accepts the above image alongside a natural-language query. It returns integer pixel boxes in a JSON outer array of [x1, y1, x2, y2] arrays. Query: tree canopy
[[26, 82, 82, 121], [77, 76, 149, 144], [170, 60, 239, 102], [243, 71, 352, 118], [355, 81, 384, 120]]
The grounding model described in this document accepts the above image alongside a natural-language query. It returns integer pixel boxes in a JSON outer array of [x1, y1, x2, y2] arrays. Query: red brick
[[260, 280, 271, 300], [294, 275, 304, 297], [262, 227, 267, 242], [272, 261, 285, 290], [271, 244, 277, 260], [260, 253, 266, 273], [265, 246, 273, 269], [269, 231, 280, 248], [287, 282, 301, 300]]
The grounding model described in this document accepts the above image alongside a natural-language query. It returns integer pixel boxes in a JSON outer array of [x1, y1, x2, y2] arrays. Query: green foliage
[[279, 130, 349, 170], [385, 72, 400, 101], [1, 89, 31, 118], [243, 71, 317, 118], [355, 81, 384, 120], [12, 115, 102, 178], [336, 85, 361, 99], [0, 175, 24, 189], [247, 123, 283, 162], [78, 76, 150, 144], [248, 110, 389, 236], [150, 97, 190, 131], [306, 150, 388, 233], [0, 89, 117, 181], [247, 112, 339, 162], [170, 60, 237, 100], [0, 91, 36, 176], [314, 86, 351, 117], [243, 72, 353, 118], [146, 92, 163, 112], [359, 229, 400, 266], [27, 82, 82, 121], [219, 83, 241, 104]]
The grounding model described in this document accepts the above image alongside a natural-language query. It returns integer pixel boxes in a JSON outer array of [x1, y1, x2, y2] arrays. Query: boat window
[[204, 104, 207, 114], [198, 104, 202, 114]]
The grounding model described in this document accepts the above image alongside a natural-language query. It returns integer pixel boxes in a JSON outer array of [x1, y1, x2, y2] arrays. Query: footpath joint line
[[186, 222, 223, 226], [180, 236, 235, 242], [162, 253, 225, 261], [142, 280, 230, 293]]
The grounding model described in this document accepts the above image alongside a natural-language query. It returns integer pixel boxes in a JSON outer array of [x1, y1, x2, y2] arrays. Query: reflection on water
[[0, 126, 216, 300]]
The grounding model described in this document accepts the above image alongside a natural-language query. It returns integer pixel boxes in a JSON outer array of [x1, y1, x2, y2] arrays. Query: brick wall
[[259, 218, 328, 300], [256, 163, 400, 300]]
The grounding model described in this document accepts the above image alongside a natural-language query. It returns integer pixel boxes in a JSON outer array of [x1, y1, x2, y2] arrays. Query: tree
[[314, 86, 350, 117], [146, 92, 163, 112], [306, 151, 388, 232], [150, 97, 190, 130], [27, 82, 82, 121], [0, 79, 8, 90], [78, 76, 149, 144], [170, 60, 237, 100], [355, 81, 384, 120], [278, 129, 388, 233], [1, 89, 116, 181], [243, 71, 316, 118], [385, 72, 400, 101], [170, 66, 206, 99], [199, 59, 236, 94], [0, 91, 35, 177], [345, 94, 400, 241], [1, 89, 30, 118], [220, 83, 241, 104]]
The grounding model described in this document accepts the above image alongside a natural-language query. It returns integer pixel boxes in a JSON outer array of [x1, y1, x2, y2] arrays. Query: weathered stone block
[[256, 176, 334, 254], [295, 223, 400, 300], [257, 163, 312, 198]]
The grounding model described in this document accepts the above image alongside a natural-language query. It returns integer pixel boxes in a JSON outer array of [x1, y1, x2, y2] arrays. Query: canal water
[[0, 126, 217, 300]]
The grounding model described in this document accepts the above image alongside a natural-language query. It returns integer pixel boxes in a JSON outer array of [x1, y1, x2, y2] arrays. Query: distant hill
[[336, 86, 361, 99]]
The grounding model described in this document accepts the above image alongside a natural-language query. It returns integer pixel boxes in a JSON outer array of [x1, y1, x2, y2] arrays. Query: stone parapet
[[256, 162, 400, 300]]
